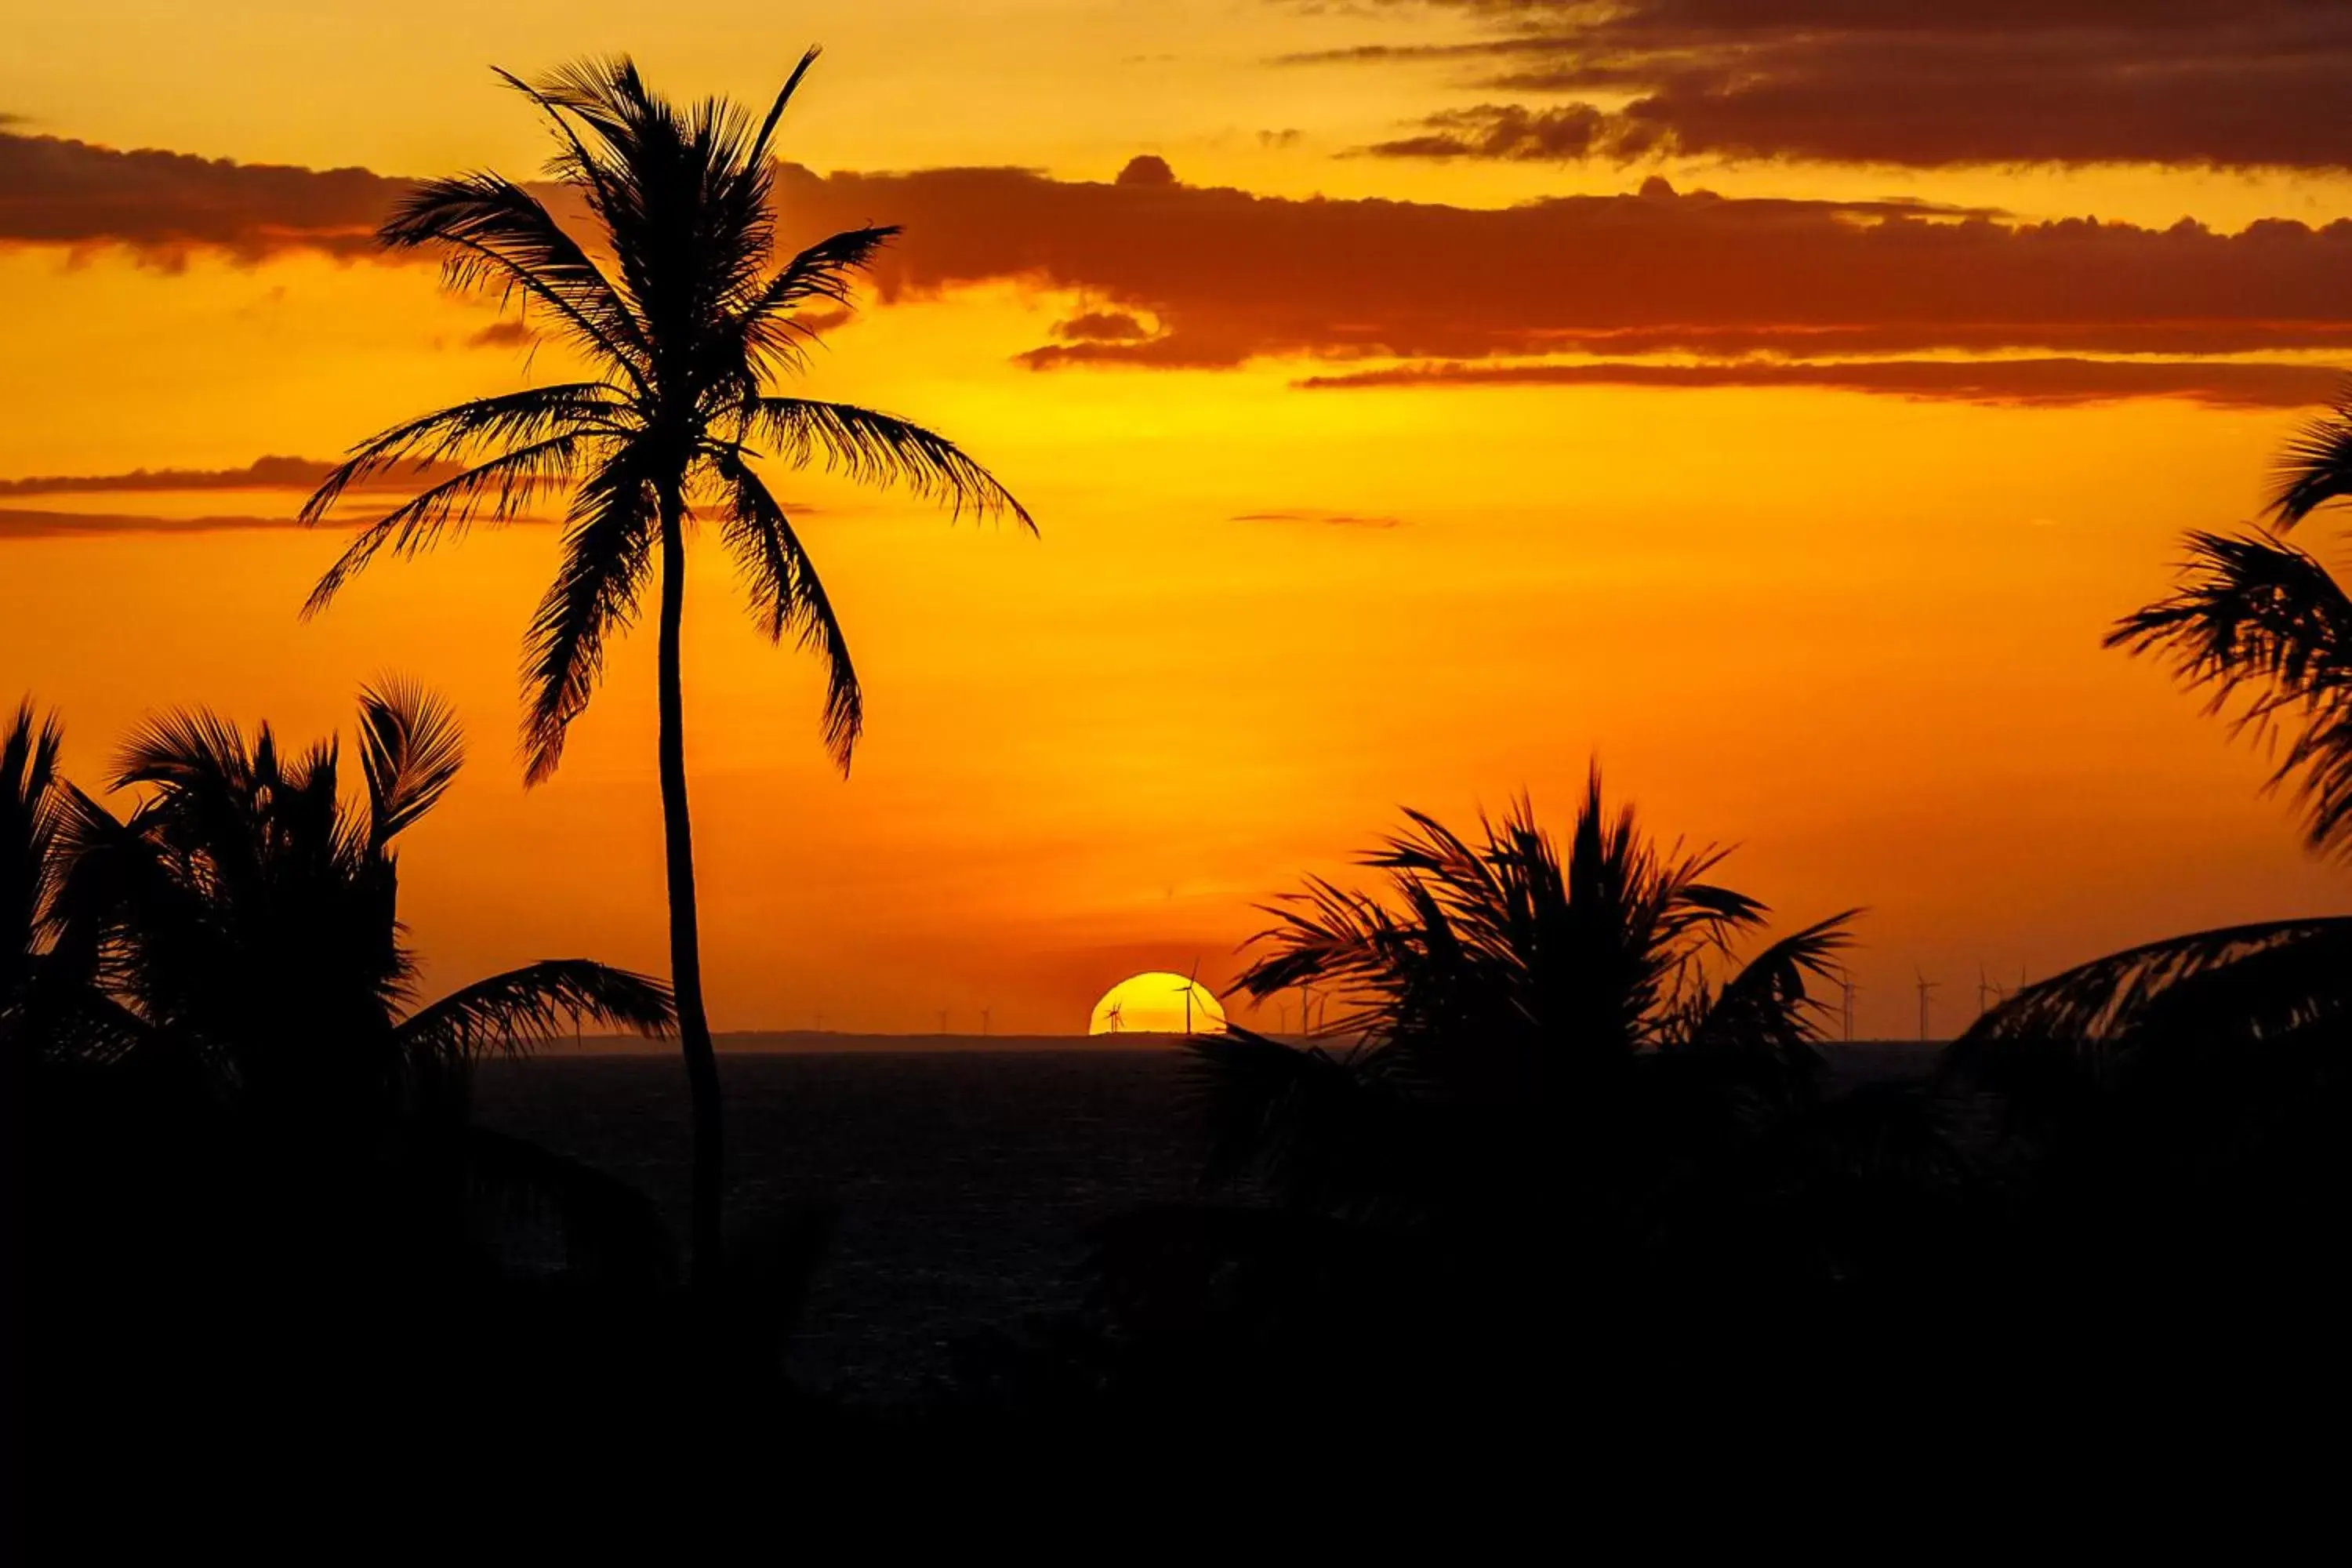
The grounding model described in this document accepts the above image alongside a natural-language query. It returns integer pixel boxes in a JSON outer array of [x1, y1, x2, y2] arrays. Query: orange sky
[[5, 2, 2349, 1036]]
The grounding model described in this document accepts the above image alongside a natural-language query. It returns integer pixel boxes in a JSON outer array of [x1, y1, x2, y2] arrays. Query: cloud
[[15, 128, 2352, 407], [1300, 1, 2352, 171], [0, 129, 409, 261], [1054, 310, 1154, 343], [465, 319, 535, 349], [1231, 510, 1405, 528], [0, 455, 466, 497], [1296, 357, 2349, 409], [768, 162, 2352, 379], [0, 509, 312, 539], [1115, 154, 1177, 187]]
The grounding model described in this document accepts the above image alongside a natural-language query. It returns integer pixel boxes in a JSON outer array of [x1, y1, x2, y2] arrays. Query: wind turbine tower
[[1174, 958, 1204, 1035], [1976, 965, 2005, 1018]]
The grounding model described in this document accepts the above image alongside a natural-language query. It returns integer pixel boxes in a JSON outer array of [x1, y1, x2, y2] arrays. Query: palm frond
[[303, 432, 601, 616], [747, 398, 1033, 527], [3, 699, 67, 995], [394, 958, 674, 1065], [297, 382, 620, 518], [521, 452, 658, 785], [111, 707, 256, 800], [1955, 917, 2352, 1053], [2108, 528, 2352, 855], [731, 225, 899, 374], [708, 449, 862, 770], [380, 174, 652, 385], [744, 46, 823, 172], [1684, 909, 1858, 1061], [355, 680, 466, 850], [2269, 390, 2352, 526]]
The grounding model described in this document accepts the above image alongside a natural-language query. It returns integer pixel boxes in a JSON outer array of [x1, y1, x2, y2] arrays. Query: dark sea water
[[470, 1049, 1206, 1397], [470, 1040, 1944, 1398]]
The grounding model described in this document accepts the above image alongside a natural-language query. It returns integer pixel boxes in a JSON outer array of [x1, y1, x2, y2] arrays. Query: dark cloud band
[[1311, 1, 2352, 171], [9, 128, 2350, 408], [1297, 358, 2348, 409]]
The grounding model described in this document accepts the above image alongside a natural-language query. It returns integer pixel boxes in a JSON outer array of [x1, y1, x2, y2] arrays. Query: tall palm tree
[[58, 683, 674, 1116], [296, 52, 1030, 1280], [2109, 392, 2352, 858]]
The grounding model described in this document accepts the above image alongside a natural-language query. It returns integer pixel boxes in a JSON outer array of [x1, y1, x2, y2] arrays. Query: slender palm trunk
[[656, 490, 724, 1286]]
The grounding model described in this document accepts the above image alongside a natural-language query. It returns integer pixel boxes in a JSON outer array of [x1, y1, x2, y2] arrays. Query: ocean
[[471, 1038, 1944, 1397]]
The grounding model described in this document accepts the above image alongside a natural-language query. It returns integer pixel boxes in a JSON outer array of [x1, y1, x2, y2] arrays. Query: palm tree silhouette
[[53, 683, 673, 1114], [2110, 392, 2352, 858], [296, 52, 1030, 1279], [1200, 770, 1857, 1220], [2045, 390, 2352, 1053], [1958, 401, 2352, 1274], [2, 701, 68, 1050]]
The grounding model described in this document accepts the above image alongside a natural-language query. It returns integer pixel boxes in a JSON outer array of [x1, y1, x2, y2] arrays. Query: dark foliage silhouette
[[1949, 915, 2352, 1302], [22, 686, 681, 1283], [2, 701, 67, 1045], [296, 50, 1031, 1282], [1956, 398, 2352, 1303], [48, 683, 672, 1105], [1197, 769, 1858, 1229], [2110, 391, 2352, 857]]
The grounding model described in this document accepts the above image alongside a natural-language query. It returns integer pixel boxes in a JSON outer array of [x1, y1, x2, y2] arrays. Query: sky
[[5, 0, 2350, 1036]]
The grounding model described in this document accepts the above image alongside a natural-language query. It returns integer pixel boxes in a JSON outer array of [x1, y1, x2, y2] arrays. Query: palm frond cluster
[[1194, 771, 1858, 1230], [13, 686, 684, 1302], [2109, 390, 2352, 857], [13, 685, 670, 1121]]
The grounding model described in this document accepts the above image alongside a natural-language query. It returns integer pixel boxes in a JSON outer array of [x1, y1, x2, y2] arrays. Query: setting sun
[[1089, 971, 1228, 1036]]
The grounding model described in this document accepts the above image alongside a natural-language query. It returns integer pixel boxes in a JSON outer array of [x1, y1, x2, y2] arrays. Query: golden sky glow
[[5, 3, 2349, 1036]]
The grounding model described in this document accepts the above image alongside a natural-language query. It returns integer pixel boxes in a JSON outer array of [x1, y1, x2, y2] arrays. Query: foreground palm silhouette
[[2111, 391, 2352, 857], [2005, 388, 2352, 1037], [50, 684, 673, 1112], [1958, 392, 2352, 1241], [2, 702, 69, 1051], [298, 52, 1030, 1279], [1200, 772, 1857, 1221]]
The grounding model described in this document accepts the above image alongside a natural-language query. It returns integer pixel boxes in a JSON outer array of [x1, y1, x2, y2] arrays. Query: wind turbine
[[1105, 1000, 1124, 1035], [980, 1007, 993, 1038], [1976, 965, 2005, 1018], [1173, 958, 1204, 1034], [936, 1007, 949, 1035], [1915, 971, 1940, 1042], [1838, 972, 1860, 1043]]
